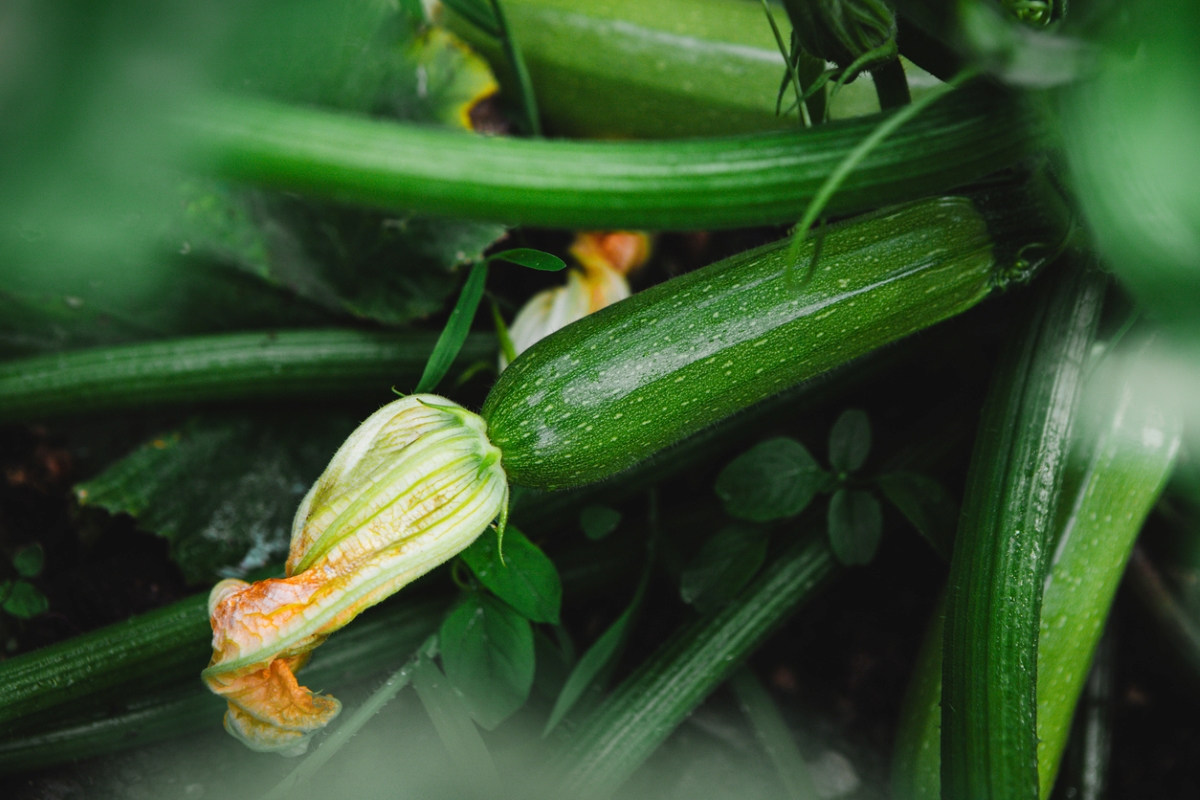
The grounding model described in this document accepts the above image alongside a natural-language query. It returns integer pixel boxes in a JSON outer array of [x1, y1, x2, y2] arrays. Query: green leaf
[[12, 544, 44, 578], [680, 523, 770, 612], [580, 505, 621, 540], [460, 525, 562, 624], [876, 471, 958, 560], [544, 565, 649, 736], [213, 192, 504, 328], [411, 649, 501, 786], [75, 413, 356, 584], [415, 260, 489, 394], [487, 248, 566, 272], [3, 581, 49, 619], [828, 489, 883, 566], [715, 437, 827, 522], [439, 591, 535, 730], [829, 408, 871, 473]]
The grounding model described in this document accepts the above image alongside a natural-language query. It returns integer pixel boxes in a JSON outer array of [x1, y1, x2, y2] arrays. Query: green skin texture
[[0, 329, 495, 423], [941, 265, 1105, 800], [890, 356, 1180, 799], [483, 196, 998, 491], [187, 84, 1034, 231], [444, 0, 803, 139]]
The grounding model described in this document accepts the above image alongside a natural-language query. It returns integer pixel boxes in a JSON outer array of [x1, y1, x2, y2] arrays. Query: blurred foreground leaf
[[439, 591, 535, 730]]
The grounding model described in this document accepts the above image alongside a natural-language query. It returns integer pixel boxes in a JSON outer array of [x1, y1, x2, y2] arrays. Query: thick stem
[[872, 58, 914, 109]]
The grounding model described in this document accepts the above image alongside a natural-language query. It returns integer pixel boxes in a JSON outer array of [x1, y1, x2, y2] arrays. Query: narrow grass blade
[[731, 667, 820, 800], [486, 0, 542, 136], [551, 530, 838, 797], [542, 557, 650, 736], [415, 260, 489, 394], [259, 638, 433, 800], [785, 69, 977, 270], [411, 648, 501, 787]]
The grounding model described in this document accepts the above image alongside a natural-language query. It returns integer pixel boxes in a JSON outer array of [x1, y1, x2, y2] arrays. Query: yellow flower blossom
[[203, 395, 507, 754], [501, 231, 652, 370]]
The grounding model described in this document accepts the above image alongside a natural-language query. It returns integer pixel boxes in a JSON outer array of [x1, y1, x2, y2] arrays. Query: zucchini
[[483, 193, 1045, 490], [187, 82, 1037, 230], [941, 263, 1105, 800], [440, 0, 805, 139], [0, 330, 495, 423], [890, 334, 1179, 800]]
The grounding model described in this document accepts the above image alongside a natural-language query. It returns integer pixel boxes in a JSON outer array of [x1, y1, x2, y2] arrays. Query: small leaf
[[580, 505, 621, 540], [828, 489, 883, 566], [680, 523, 769, 612], [543, 565, 650, 736], [0, 580, 11, 605], [876, 471, 958, 560], [415, 260, 489, 394], [829, 409, 871, 473], [3, 581, 49, 619], [715, 437, 827, 522], [411, 650, 501, 786], [12, 543, 44, 578], [439, 592, 535, 730], [487, 248, 566, 272], [460, 525, 562, 624]]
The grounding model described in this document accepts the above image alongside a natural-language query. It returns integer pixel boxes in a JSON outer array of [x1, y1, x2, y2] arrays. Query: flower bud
[[203, 395, 507, 754], [783, 0, 897, 74], [501, 231, 651, 370]]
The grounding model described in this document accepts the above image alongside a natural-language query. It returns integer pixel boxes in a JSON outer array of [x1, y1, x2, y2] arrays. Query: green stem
[[486, 0, 542, 136], [0, 330, 496, 423], [731, 667, 821, 800], [181, 82, 1037, 230], [872, 58, 913, 109], [941, 263, 1105, 799], [759, 0, 811, 127], [551, 530, 838, 797], [260, 637, 435, 800]]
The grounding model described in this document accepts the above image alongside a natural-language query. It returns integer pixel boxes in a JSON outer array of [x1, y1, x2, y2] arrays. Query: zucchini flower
[[501, 231, 651, 370], [203, 395, 507, 755]]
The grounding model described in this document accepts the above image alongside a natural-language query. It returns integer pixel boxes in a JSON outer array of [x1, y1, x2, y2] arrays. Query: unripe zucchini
[[484, 194, 1040, 489]]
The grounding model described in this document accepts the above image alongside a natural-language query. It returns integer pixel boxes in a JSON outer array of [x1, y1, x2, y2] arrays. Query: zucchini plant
[[1, 0, 1197, 796]]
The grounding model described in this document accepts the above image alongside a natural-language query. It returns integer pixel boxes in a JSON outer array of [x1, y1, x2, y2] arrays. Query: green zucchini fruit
[[187, 82, 1037, 231], [890, 335, 1180, 800], [440, 0, 807, 139], [0, 329, 496, 423], [941, 263, 1105, 800], [483, 192, 1049, 490]]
